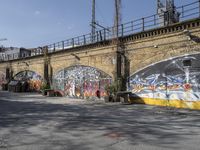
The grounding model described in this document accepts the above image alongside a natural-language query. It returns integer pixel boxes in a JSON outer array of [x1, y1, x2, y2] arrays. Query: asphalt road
[[0, 91, 200, 150]]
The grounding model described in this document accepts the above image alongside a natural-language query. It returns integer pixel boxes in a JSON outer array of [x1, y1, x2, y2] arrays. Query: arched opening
[[53, 65, 112, 98], [12, 70, 43, 92], [129, 53, 200, 101], [0, 71, 6, 90]]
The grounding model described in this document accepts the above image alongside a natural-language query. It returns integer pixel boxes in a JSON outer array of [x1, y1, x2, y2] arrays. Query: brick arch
[[129, 53, 200, 77], [13, 70, 43, 91], [52, 65, 112, 98], [52, 63, 114, 79], [129, 53, 200, 101], [14, 70, 43, 79], [54, 65, 112, 78], [12, 65, 44, 80]]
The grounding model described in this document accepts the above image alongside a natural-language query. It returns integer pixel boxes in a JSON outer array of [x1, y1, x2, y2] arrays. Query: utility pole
[[91, 0, 96, 42], [114, 0, 121, 39], [113, 0, 129, 102], [113, 0, 122, 86]]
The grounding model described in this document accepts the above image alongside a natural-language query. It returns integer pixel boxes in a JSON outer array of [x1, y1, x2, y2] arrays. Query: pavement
[[0, 91, 200, 150]]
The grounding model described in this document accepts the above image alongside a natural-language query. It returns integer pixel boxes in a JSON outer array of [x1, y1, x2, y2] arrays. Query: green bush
[[41, 82, 51, 91], [105, 81, 121, 96]]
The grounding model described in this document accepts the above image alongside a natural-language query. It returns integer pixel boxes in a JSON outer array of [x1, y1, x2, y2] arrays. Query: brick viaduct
[[0, 19, 200, 82], [1, 18, 200, 109]]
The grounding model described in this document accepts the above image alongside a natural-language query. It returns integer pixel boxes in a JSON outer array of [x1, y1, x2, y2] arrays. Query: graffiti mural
[[53, 65, 112, 98], [129, 53, 200, 101], [0, 71, 6, 90], [14, 70, 43, 91]]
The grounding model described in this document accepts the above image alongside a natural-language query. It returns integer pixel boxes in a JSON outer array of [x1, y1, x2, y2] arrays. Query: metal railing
[[0, 0, 200, 61]]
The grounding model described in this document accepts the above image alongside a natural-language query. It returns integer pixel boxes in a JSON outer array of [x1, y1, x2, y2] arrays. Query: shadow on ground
[[0, 91, 200, 149]]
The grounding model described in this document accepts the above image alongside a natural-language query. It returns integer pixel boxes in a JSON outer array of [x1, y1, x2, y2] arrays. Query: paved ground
[[0, 91, 200, 150]]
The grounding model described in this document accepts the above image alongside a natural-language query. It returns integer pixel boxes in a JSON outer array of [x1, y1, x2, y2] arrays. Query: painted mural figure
[[69, 80, 75, 97], [64, 82, 71, 96]]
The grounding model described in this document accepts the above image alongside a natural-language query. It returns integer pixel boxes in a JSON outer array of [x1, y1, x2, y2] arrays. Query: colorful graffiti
[[53, 65, 112, 98], [14, 70, 43, 91], [129, 53, 200, 101], [0, 71, 6, 90]]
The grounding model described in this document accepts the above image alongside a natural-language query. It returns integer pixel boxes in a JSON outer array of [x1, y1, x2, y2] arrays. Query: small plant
[[105, 83, 116, 96], [41, 81, 51, 91], [105, 80, 122, 102], [105, 80, 121, 96], [40, 81, 51, 96]]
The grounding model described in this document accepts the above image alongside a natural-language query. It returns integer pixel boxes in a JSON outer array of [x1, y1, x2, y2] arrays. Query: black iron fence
[[1, 0, 200, 61]]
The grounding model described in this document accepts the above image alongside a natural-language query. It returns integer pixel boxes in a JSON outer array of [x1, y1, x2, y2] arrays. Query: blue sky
[[0, 0, 192, 48]]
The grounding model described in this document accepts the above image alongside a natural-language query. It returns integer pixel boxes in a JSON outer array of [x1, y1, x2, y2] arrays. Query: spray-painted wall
[[0, 71, 6, 90], [53, 65, 112, 98], [13, 70, 43, 91], [129, 53, 200, 101]]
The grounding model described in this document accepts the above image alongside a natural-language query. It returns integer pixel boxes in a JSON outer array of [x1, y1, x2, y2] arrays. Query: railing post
[[166, 11, 170, 26], [77, 37, 80, 45], [72, 38, 74, 47], [96, 31, 99, 42], [131, 21, 134, 32], [121, 24, 124, 37], [99, 31, 102, 41], [142, 18, 145, 31], [164, 12, 167, 26], [104, 29, 106, 40], [62, 41, 64, 50], [58, 42, 60, 50], [83, 35, 86, 45], [53, 43, 56, 52]]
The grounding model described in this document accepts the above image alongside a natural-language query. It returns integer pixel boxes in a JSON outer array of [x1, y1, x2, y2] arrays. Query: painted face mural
[[14, 70, 43, 91], [0, 71, 6, 90], [53, 65, 112, 98], [129, 53, 200, 101]]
